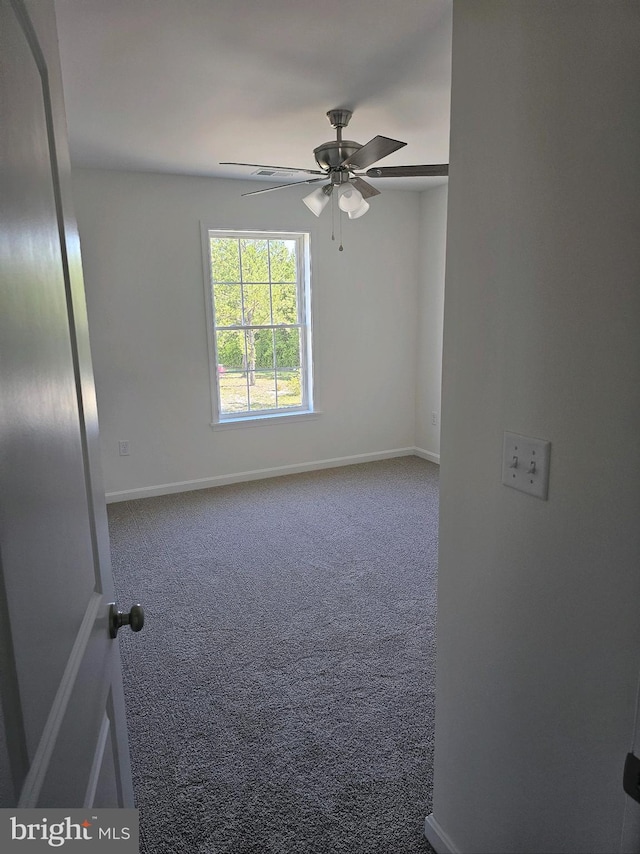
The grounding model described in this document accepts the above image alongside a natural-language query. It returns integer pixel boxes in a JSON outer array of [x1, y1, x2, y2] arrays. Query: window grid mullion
[[238, 239, 246, 327], [294, 238, 304, 406], [214, 323, 301, 332], [242, 329, 249, 412], [267, 240, 274, 327], [273, 327, 278, 409], [267, 241, 277, 407], [238, 240, 251, 411], [209, 250, 222, 418]]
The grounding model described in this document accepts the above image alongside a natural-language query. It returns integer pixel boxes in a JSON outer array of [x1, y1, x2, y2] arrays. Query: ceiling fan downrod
[[313, 109, 360, 175]]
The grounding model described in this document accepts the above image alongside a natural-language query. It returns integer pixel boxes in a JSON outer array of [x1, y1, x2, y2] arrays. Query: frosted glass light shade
[[337, 184, 364, 213], [348, 198, 370, 219], [302, 185, 332, 216]]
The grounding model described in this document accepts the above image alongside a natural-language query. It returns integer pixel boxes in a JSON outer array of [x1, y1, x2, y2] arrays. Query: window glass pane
[[216, 330, 245, 369], [210, 238, 240, 283], [240, 239, 269, 283], [244, 329, 256, 382], [243, 283, 271, 325], [271, 284, 298, 325], [277, 369, 302, 408], [213, 283, 242, 327], [269, 239, 297, 283], [249, 371, 277, 410], [275, 328, 300, 370], [254, 329, 275, 370], [219, 371, 248, 414]]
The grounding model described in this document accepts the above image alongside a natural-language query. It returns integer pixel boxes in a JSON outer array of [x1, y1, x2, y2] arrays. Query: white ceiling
[[54, 0, 451, 192]]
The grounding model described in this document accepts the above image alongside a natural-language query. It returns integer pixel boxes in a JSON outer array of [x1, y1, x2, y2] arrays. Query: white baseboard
[[414, 447, 440, 465], [105, 447, 434, 503], [424, 814, 459, 854]]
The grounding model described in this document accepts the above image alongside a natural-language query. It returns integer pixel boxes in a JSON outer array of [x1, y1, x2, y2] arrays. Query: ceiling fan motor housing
[[313, 140, 361, 174]]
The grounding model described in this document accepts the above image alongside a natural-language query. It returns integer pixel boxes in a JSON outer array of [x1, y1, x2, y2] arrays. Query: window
[[203, 230, 313, 425]]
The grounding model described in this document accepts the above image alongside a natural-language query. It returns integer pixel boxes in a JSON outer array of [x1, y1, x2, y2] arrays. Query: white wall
[[428, 3, 640, 853], [72, 168, 428, 498], [415, 185, 447, 459]]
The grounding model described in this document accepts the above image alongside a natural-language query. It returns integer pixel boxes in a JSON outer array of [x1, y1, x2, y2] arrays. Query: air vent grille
[[252, 168, 296, 177]]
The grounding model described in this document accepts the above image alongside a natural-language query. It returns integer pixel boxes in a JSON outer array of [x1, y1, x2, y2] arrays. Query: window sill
[[210, 410, 321, 431]]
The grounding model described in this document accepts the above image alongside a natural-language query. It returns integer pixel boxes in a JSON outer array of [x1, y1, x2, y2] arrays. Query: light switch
[[502, 432, 551, 500]]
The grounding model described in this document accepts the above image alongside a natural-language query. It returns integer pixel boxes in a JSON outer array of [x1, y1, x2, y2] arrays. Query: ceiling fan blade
[[341, 135, 407, 170], [349, 176, 381, 199], [241, 178, 327, 197], [365, 164, 449, 178], [221, 161, 325, 176]]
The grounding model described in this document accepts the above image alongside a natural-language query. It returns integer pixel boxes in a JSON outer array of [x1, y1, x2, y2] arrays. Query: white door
[[621, 682, 640, 852], [0, 0, 136, 808]]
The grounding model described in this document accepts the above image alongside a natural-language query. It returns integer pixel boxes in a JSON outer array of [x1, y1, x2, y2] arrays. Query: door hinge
[[623, 753, 640, 804]]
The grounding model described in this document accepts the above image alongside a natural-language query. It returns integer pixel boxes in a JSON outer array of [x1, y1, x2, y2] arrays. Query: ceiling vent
[[252, 168, 297, 177]]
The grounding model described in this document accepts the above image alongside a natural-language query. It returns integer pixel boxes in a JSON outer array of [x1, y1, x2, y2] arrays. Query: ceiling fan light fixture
[[337, 184, 364, 213], [347, 198, 370, 219], [302, 184, 333, 216]]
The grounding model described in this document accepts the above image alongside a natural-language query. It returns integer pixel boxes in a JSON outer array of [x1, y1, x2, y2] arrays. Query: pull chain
[[330, 189, 344, 251], [331, 189, 336, 243]]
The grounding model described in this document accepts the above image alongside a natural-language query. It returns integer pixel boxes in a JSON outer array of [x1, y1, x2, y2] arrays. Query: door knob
[[109, 603, 144, 639]]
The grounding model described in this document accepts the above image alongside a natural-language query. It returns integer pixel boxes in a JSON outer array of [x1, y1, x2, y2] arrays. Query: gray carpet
[[108, 456, 439, 854]]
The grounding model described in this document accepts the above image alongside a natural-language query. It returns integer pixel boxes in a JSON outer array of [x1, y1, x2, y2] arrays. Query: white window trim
[[210, 410, 322, 431], [201, 226, 314, 426]]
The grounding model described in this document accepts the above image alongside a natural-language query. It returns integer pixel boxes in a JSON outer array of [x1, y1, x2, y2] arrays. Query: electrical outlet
[[431, 411, 438, 426], [501, 432, 551, 500], [118, 440, 130, 456]]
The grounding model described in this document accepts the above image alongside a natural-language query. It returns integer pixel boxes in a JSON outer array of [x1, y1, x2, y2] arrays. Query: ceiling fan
[[221, 108, 448, 224]]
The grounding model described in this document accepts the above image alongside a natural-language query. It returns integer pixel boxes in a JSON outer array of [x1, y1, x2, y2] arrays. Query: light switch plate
[[502, 432, 551, 500]]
